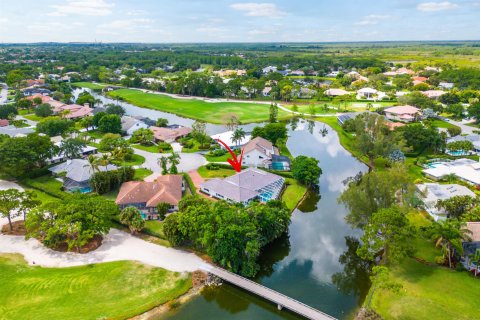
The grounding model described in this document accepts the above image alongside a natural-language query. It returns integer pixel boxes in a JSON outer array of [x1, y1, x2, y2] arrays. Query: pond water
[[73, 87, 370, 319], [157, 120, 369, 320]]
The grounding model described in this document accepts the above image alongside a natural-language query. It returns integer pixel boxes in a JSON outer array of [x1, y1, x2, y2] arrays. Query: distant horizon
[[1, 0, 479, 43]]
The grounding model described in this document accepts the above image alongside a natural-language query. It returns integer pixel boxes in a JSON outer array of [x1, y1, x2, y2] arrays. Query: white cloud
[[96, 18, 153, 34], [230, 2, 285, 18], [126, 9, 148, 16], [417, 1, 459, 11], [355, 14, 390, 26], [49, 0, 114, 17]]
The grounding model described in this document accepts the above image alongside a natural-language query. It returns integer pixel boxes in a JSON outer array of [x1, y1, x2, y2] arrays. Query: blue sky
[[0, 0, 479, 42]]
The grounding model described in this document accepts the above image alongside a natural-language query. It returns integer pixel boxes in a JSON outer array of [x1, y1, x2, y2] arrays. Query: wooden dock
[[205, 266, 337, 320]]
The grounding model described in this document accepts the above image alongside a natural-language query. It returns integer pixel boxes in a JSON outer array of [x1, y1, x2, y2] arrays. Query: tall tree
[[429, 219, 472, 268], [231, 128, 246, 147], [60, 138, 87, 160], [269, 103, 278, 123], [0, 189, 21, 231], [168, 152, 181, 174], [358, 206, 415, 265]]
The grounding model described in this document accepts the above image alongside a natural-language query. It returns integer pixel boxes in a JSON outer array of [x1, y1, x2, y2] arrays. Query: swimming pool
[[425, 161, 447, 169]]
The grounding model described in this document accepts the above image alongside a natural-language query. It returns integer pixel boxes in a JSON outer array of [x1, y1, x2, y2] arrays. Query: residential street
[[133, 148, 207, 174]]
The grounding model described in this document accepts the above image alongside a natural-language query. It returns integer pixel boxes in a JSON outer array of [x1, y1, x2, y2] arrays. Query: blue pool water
[[426, 161, 446, 168], [271, 162, 287, 170]]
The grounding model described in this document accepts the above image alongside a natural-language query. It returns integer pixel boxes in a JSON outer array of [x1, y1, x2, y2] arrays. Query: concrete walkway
[[0, 228, 208, 272]]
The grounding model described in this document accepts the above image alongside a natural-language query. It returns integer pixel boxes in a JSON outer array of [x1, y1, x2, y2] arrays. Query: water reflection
[[297, 190, 321, 213], [332, 237, 373, 300]]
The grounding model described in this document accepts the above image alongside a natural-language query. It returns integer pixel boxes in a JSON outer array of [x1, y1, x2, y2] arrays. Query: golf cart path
[[0, 228, 208, 272]]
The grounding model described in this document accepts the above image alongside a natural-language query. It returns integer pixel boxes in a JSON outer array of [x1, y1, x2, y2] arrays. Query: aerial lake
[[74, 88, 370, 319]]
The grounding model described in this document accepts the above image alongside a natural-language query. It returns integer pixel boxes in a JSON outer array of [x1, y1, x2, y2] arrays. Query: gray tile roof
[[49, 159, 117, 183], [200, 168, 284, 202]]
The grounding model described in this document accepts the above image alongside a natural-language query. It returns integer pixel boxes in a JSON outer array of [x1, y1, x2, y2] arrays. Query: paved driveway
[[448, 119, 477, 135], [133, 148, 207, 173]]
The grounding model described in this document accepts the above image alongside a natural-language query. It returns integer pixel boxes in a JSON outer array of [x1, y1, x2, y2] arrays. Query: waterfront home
[[242, 136, 283, 169], [121, 116, 149, 136], [384, 105, 421, 122], [200, 168, 284, 205], [416, 183, 476, 221], [115, 175, 183, 220], [0, 119, 9, 127], [49, 159, 117, 192], [211, 130, 251, 149], [461, 222, 480, 275], [446, 135, 480, 156], [23, 88, 51, 96], [324, 88, 350, 97], [423, 158, 480, 185], [150, 125, 192, 143], [53, 103, 93, 119]]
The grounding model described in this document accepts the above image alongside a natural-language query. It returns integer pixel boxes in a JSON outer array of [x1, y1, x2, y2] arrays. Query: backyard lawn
[[72, 82, 109, 90], [108, 89, 292, 124], [112, 154, 146, 166], [282, 178, 307, 211], [134, 168, 153, 180], [133, 144, 161, 153], [0, 253, 191, 320]]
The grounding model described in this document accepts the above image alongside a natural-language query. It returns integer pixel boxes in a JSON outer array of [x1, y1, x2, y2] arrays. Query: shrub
[[205, 163, 220, 170], [158, 142, 172, 152], [90, 167, 135, 194]]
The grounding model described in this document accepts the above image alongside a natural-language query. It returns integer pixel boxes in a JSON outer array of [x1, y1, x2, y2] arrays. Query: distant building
[[262, 66, 278, 74], [357, 87, 378, 99], [384, 105, 421, 122], [47, 144, 98, 165], [324, 88, 350, 97], [115, 175, 184, 220], [26, 93, 52, 104], [422, 90, 446, 99], [49, 159, 117, 192], [0, 119, 9, 127], [53, 104, 93, 119], [200, 168, 285, 205], [439, 82, 454, 90], [22, 88, 51, 96], [416, 183, 476, 221]]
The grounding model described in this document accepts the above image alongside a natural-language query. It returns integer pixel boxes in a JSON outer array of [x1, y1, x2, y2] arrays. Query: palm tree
[[158, 156, 169, 175], [97, 154, 111, 167], [86, 155, 99, 173], [168, 151, 181, 174], [111, 147, 126, 162], [430, 220, 472, 268], [231, 128, 246, 147]]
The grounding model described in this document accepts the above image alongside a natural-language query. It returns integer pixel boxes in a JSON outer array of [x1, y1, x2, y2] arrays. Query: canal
[[74, 88, 370, 319]]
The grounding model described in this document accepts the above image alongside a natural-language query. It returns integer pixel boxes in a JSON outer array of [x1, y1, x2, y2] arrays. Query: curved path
[[0, 228, 208, 272]]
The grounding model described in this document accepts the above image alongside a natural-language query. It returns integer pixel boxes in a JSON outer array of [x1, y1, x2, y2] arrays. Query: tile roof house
[[0, 119, 9, 127], [384, 105, 421, 122], [422, 90, 446, 99], [26, 93, 52, 104], [357, 87, 378, 99], [416, 183, 476, 221], [115, 175, 183, 220], [53, 104, 93, 119], [200, 168, 285, 204], [49, 159, 117, 192], [242, 137, 279, 168], [150, 125, 192, 143], [25, 79, 45, 87]]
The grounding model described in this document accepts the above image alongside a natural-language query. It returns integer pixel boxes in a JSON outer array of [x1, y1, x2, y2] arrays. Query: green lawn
[[108, 89, 292, 124], [0, 253, 191, 320], [204, 153, 236, 162], [112, 154, 146, 166], [21, 175, 68, 200], [132, 144, 161, 153], [282, 178, 307, 211], [72, 82, 109, 90], [369, 257, 480, 320], [23, 114, 47, 122], [427, 119, 460, 130], [85, 130, 105, 139], [134, 168, 153, 180], [197, 165, 237, 179]]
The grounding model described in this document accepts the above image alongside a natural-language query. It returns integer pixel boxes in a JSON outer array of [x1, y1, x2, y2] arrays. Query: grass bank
[[0, 253, 191, 320], [72, 82, 109, 90], [107, 89, 292, 124]]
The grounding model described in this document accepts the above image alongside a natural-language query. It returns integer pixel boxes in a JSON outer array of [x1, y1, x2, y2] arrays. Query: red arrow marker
[[215, 139, 244, 172]]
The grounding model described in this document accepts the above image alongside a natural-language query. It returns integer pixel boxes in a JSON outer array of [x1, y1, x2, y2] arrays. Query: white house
[[423, 158, 480, 185], [121, 116, 150, 136], [357, 87, 378, 99], [242, 137, 279, 168], [416, 183, 476, 221], [324, 88, 350, 97], [262, 66, 278, 74]]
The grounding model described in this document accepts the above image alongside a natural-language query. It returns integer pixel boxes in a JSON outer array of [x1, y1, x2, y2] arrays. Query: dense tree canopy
[[291, 156, 322, 188]]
